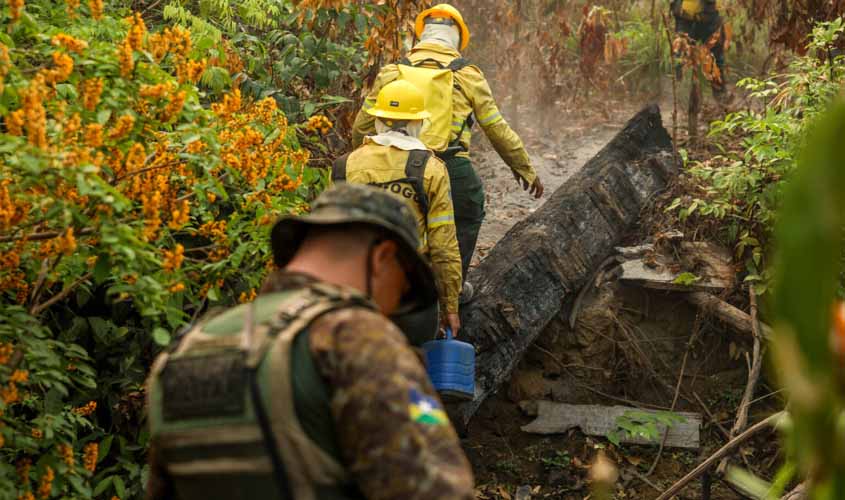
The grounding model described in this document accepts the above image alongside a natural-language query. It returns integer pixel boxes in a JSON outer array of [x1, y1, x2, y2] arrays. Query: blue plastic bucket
[[422, 328, 475, 401]]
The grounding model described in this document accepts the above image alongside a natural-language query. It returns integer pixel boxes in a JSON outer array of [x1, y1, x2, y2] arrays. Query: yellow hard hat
[[415, 3, 470, 51], [366, 80, 431, 121]]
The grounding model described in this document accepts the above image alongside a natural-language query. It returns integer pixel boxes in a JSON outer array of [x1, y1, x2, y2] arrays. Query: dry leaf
[[497, 485, 512, 500]]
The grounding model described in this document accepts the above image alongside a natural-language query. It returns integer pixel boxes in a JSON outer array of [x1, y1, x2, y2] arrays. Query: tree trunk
[[688, 76, 701, 144], [454, 105, 677, 427]]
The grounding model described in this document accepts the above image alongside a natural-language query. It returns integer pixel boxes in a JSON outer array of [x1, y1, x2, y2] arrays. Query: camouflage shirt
[[146, 272, 474, 500]]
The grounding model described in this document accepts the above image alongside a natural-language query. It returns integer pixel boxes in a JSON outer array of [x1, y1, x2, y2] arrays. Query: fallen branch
[[0, 227, 96, 244], [569, 255, 620, 329], [30, 273, 93, 316], [717, 287, 765, 474], [692, 391, 731, 440], [654, 412, 785, 500], [686, 292, 773, 338], [781, 482, 807, 500], [628, 467, 663, 493]]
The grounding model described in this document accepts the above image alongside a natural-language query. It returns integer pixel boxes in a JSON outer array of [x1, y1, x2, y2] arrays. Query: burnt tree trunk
[[455, 105, 676, 427]]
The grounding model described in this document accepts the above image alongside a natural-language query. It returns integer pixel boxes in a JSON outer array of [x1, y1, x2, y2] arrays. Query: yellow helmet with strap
[[415, 3, 471, 51], [365, 80, 431, 121]]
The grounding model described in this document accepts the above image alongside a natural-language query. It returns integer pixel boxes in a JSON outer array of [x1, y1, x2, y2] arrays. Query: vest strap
[[331, 153, 349, 183], [404, 149, 432, 216], [249, 366, 293, 500], [264, 287, 373, 499]]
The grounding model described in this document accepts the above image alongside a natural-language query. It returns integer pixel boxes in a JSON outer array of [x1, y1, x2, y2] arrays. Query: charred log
[[455, 105, 677, 427]]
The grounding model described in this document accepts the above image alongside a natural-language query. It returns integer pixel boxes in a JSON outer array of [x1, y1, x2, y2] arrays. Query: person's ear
[[370, 240, 399, 277]]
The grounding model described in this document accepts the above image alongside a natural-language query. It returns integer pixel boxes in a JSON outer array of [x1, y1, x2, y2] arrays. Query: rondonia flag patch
[[408, 388, 448, 426]]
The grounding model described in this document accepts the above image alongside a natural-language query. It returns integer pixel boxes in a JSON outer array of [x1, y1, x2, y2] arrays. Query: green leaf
[[88, 317, 113, 344], [44, 387, 63, 413], [114, 475, 126, 498], [99, 434, 114, 463], [56, 83, 78, 101], [67, 474, 92, 496], [725, 466, 772, 498], [606, 430, 621, 446], [93, 254, 112, 285], [152, 327, 171, 346], [673, 272, 702, 286], [93, 476, 113, 496], [97, 108, 112, 125]]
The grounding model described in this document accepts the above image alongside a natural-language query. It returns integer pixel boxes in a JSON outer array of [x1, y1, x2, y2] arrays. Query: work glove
[[512, 170, 545, 199]]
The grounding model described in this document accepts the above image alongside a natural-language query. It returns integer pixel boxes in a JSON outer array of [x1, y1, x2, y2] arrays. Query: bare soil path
[[469, 106, 638, 267]]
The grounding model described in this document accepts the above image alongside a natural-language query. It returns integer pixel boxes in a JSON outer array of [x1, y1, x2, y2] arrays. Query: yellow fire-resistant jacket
[[352, 42, 538, 185], [336, 139, 462, 313]]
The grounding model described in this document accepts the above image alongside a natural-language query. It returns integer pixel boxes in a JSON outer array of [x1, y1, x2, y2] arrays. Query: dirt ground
[[469, 103, 636, 267], [463, 283, 783, 499], [459, 93, 783, 499]]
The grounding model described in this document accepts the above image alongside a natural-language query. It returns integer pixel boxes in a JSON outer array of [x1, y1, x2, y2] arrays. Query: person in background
[[671, 0, 729, 102], [334, 79, 462, 341], [352, 3, 544, 302]]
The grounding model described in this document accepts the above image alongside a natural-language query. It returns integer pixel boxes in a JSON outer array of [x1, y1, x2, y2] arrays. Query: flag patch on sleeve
[[408, 388, 448, 426]]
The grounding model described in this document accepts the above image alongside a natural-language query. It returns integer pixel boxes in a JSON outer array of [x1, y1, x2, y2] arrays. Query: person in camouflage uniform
[[145, 184, 474, 500]]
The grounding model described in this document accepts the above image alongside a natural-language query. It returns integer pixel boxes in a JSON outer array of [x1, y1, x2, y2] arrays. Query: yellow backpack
[[676, 0, 724, 20], [680, 0, 702, 18], [396, 57, 472, 153]]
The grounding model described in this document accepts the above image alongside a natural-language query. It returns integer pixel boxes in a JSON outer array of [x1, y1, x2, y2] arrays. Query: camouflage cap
[[271, 184, 437, 313]]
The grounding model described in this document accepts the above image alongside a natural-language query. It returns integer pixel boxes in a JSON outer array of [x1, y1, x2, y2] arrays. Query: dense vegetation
[[670, 18, 845, 296], [0, 0, 842, 498], [0, 0, 428, 497]]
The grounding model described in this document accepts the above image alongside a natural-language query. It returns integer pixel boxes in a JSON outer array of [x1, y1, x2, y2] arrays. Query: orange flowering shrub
[[0, 1, 320, 497]]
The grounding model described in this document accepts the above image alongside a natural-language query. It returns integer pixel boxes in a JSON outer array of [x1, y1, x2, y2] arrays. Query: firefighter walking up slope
[[335, 80, 462, 342], [352, 3, 545, 302]]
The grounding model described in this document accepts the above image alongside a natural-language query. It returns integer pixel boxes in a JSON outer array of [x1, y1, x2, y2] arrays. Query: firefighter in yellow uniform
[[671, 0, 727, 100], [352, 4, 544, 302], [335, 80, 462, 339]]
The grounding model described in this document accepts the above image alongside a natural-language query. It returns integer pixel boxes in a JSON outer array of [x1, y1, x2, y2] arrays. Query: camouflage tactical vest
[[147, 282, 375, 500]]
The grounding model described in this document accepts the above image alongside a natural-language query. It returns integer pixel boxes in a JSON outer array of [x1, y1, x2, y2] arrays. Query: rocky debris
[[520, 401, 701, 449]]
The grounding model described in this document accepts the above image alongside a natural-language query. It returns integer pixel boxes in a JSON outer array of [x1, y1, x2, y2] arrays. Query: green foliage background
[[669, 19, 845, 297], [0, 0, 385, 498]]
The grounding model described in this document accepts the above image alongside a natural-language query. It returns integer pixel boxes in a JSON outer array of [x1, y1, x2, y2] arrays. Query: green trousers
[[444, 156, 486, 280], [391, 302, 439, 347]]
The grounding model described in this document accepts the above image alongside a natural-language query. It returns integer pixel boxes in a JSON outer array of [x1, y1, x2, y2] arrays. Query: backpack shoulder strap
[[447, 57, 472, 72], [400, 57, 445, 69], [405, 150, 432, 216], [331, 153, 349, 183]]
